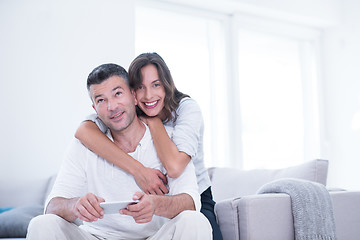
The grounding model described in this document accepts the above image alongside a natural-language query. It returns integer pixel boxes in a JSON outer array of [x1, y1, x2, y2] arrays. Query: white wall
[[0, 0, 135, 182]]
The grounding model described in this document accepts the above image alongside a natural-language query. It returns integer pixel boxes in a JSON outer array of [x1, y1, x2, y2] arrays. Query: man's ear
[[92, 104, 97, 112], [131, 90, 138, 105]]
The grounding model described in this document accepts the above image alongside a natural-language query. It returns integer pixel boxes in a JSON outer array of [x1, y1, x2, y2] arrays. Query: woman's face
[[135, 64, 166, 117]]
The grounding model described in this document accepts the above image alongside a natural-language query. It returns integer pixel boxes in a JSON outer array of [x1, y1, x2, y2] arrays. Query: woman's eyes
[[137, 83, 161, 90]]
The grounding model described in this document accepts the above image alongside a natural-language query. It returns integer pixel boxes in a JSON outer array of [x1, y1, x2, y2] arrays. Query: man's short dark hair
[[87, 63, 129, 91]]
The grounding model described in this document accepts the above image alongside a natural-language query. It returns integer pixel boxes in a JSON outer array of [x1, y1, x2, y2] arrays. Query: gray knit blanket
[[257, 178, 337, 240]]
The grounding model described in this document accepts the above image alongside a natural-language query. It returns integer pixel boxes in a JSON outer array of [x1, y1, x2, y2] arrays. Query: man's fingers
[[120, 208, 152, 223], [85, 196, 103, 218], [92, 196, 105, 216], [76, 204, 96, 222], [75, 193, 104, 222]]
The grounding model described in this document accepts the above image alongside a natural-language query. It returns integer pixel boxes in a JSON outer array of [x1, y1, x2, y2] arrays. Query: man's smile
[[110, 111, 125, 120]]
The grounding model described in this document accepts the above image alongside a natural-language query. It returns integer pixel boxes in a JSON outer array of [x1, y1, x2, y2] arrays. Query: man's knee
[[27, 214, 65, 238], [176, 210, 212, 234]]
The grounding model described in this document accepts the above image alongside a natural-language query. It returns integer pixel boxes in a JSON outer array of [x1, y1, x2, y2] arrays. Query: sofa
[[0, 159, 359, 239]]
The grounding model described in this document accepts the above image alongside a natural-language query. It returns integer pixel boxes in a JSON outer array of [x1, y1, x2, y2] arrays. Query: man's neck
[[110, 117, 146, 153]]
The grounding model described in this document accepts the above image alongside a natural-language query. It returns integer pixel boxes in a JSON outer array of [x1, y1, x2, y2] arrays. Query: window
[[233, 15, 322, 169], [135, 3, 322, 170], [135, 3, 229, 167]]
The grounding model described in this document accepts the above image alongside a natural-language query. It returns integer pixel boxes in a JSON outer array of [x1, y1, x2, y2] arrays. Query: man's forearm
[[153, 193, 195, 219], [46, 197, 79, 222]]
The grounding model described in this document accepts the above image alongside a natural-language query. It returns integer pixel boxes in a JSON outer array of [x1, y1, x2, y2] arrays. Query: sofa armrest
[[331, 191, 360, 240], [238, 193, 294, 240], [215, 191, 360, 240], [215, 194, 293, 240], [215, 197, 242, 240]]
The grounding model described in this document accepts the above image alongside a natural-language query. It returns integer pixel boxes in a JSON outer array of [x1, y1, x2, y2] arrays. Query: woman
[[75, 52, 222, 240]]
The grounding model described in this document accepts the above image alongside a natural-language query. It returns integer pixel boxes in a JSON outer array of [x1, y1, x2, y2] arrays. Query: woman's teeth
[[145, 101, 157, 106]]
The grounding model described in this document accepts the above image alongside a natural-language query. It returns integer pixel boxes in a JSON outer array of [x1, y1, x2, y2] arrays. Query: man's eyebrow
[[94, 94, 103, 101], [94, 86, 124, 101], [112, 86, 123, 92]]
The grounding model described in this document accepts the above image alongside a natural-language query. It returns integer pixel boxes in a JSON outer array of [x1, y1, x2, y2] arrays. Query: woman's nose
[[145, 88, 152, 100]]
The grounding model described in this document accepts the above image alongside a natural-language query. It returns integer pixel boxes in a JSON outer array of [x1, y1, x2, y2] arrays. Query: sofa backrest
[[209, 159, 329, 202], [0, 176, 51, 208]]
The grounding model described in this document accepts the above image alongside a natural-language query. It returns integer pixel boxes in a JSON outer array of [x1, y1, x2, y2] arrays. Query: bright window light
[[135, 5, 228, 167], [238, 29, 305, 169]]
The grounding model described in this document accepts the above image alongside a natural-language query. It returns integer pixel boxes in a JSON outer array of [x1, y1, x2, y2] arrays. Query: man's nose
[[107, 98, 116, 111]]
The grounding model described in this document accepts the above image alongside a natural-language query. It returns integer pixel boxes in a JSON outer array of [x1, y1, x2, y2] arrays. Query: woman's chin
[[142, 109, 159, 117]]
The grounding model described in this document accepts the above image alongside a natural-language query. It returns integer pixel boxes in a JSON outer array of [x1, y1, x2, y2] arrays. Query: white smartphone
[[100, 200, 139, 214]]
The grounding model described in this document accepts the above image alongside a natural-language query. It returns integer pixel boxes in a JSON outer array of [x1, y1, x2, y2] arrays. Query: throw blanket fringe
[[257, 178, 337, 240]]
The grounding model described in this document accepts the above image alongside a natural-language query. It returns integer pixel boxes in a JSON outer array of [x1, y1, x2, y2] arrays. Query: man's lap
[[27, 211, 211, 240]]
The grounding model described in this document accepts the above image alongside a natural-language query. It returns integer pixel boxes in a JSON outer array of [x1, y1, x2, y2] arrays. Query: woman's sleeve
[[84, 114, 108, 133], [171, 98, 203, 159]]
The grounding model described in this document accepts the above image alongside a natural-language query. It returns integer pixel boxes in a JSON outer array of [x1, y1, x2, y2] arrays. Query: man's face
[[90, 75, 137, 132]]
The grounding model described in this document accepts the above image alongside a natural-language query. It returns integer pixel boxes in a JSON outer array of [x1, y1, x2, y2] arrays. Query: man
[[26, 63, 212, 239]]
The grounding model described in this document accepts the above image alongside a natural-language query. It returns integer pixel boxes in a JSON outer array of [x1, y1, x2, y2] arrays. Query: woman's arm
[[146, 117, 191, 178], [75, 121, 168, 195]]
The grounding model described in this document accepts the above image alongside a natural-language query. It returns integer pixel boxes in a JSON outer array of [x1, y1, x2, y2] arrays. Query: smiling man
[[26, 63, 212, 240]]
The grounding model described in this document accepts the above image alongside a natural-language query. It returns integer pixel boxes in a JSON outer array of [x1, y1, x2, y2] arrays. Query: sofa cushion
[[0, 205, 43, 238], [210, 159, 328, 202]]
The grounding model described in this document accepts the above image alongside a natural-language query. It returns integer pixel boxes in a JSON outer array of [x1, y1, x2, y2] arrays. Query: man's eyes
[[97, 99, 104, 104]]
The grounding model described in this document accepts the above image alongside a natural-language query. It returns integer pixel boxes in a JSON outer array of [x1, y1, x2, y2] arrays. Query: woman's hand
[[133, 167, 169, 195]]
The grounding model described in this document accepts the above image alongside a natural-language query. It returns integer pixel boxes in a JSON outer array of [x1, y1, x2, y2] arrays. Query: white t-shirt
[[85, 97, 211, 194], [45, 124, 200, 239]]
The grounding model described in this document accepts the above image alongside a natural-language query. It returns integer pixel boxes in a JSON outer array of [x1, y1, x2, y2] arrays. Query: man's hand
[[72, 193, 105, 222], [134, 167, 169, 195], [120, 192, 156, 223]]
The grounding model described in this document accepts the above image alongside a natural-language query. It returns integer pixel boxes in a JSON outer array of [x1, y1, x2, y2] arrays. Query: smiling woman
[[132, 64, 167, 119]]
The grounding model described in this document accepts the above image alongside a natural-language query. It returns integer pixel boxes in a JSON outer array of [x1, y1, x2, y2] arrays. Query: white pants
[[26, 210, 212, 240]]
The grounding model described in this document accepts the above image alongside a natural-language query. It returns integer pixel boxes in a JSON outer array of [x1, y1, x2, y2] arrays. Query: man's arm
[[46, 193, 105, 223], [121, 192, 194, 223]]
